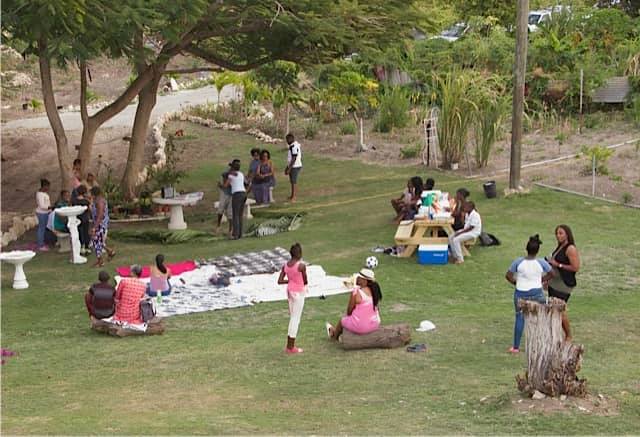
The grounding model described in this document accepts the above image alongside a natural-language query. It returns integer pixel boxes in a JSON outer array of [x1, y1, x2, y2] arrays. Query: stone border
[[138, 108, 280, 185], [1, 215, 38, 248]]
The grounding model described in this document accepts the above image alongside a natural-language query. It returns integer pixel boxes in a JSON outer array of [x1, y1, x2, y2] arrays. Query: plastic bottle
[[156, 292, 162, 305]]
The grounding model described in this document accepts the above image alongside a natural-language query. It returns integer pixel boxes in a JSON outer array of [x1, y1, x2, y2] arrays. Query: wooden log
[[340, 323, 411, 350], [91, 317, 165, 337], [516, 298, 587, 397]]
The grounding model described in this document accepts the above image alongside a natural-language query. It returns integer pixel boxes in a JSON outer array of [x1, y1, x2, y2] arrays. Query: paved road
[[2, 85, 239, 131]]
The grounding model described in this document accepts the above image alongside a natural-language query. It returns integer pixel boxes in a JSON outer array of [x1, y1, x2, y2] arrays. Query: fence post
[[579, 69, 584, 134], [592, 154, 596, 196]]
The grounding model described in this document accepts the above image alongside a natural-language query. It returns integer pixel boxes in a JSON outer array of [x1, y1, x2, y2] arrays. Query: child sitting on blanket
[[277, 243, 308, 354]]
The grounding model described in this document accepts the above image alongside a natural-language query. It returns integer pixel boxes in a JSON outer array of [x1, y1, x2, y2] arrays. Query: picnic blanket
[[197, 247, 292, 276], [116, 260, 197, 278], [155, 265, 348, 317]]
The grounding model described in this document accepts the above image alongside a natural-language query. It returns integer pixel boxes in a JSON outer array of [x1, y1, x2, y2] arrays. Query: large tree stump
[[91, 317, 165, 337], [340, 323, 411, 350], [516, 299, 587, 397]]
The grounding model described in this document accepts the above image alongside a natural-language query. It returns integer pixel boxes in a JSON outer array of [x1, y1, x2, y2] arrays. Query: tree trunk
[[341, 323, 411, 350], [285, 102, 290, 136], [121, 72, 163, 199], [353, 113, 368, 152], [510, 0, 529, 189], [516, 299, 587, 397], [38, 40, 72, 190], [78, 61, 99, 175]]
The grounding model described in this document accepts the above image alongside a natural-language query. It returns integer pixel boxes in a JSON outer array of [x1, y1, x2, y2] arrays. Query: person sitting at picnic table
[[252, 149, 275, 205], [113, 264, 147, 324], [147, 254, 172, 297], [447, 188, 470, 231], [326, 268, 382, 340], [424, 177, 435, 191], [391, 179, 413, 216], [84, 270, 116, 322], [394, 176, 423, 224], [448, 201, 481, 264]]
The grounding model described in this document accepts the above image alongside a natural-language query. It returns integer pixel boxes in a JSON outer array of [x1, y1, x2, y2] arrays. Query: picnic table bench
[[394, 218, 470, 258]]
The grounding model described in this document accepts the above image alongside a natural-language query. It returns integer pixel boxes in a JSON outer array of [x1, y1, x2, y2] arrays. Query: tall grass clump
[[433, 71, 477, 167], [374, 86, 410, 133], [473, 78, 510, 168]]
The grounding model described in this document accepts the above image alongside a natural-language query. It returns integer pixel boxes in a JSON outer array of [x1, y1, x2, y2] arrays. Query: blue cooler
[[418, 244, 448, 265]]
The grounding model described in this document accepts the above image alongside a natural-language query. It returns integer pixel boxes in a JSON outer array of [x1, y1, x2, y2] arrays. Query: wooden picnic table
[[394, 217, 469, 259]]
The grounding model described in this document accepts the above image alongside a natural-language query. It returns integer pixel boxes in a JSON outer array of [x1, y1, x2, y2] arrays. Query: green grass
[[2, 123, 640, 434]]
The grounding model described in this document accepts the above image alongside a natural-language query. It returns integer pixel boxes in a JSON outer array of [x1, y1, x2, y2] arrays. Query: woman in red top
[[113, 265, 147, 324]]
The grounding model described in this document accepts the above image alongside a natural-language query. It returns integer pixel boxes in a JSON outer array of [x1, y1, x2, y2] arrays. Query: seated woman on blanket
[[326, 268, 382, 340], [147, 254, 172, 297], [113, 264, 147, 324]]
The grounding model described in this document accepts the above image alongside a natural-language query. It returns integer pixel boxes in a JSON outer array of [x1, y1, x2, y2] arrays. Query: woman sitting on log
[[505, 234, 554, 354], [113, 265, 147, 325], [326, 268, 382, 340]]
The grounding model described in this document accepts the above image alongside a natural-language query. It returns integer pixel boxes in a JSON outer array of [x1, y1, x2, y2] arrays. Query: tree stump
[[91, 317, 165, 337], [340, 323, 411, 350], [516, 298, 587, 397]]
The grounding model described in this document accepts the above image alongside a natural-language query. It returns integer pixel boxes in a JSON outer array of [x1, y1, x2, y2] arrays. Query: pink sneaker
[[285, 347, 303, 354], [38, 246, 50, 252], [507, 346, 520, 354]]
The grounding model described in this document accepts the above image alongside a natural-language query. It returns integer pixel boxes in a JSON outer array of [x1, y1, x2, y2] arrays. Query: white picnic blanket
[[117, 265, 348, 317]]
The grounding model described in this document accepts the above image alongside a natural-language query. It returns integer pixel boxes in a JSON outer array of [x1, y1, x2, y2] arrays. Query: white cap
[[357, 268, 375, 281], [416, 320, 436, 332]]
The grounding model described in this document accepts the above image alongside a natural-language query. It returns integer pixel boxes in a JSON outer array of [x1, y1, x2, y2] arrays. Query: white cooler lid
[[419, 244, 448, 251]]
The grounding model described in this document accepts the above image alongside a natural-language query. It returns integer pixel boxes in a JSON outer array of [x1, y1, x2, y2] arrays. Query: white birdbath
[[0, 250, 36, 289], [55, 205, 88, 264], [152, 192, 204, 230]]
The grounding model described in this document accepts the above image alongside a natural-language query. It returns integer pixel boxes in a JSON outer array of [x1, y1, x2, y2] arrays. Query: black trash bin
[[483, 181, 497, 199]]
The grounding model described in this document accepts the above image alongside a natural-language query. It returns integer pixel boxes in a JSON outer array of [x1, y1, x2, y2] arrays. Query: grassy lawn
[[2, 123, 639, 435]]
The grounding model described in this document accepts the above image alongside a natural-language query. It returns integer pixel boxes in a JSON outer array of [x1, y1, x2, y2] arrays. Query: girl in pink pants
[[278, 243, 308, 354]]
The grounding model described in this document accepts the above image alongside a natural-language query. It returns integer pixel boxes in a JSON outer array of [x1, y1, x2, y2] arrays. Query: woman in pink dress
[[326, 268, 382, 340]]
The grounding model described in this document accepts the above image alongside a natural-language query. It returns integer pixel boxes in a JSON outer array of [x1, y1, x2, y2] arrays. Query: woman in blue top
[[505, 235, 555, 354], [90, 186, 115, 267]]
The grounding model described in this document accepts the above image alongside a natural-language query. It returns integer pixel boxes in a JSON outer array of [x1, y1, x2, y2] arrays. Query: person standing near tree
[[223, 159, 247, 240], [284, 133, 302, 203], [546, 224, 581, 342]]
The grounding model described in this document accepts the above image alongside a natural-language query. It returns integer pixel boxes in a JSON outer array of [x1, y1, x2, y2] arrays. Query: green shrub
[[400, 142, 421, 159], [621, 192, 633, 204], [339, 121, 356, 135], [625, 95, 640, 127], [580, 145, 614, 176], [29, 98, 43, 110], [303, 119, 320, 139], [374, 87, 410, 133], [85, 89, 100, 103]]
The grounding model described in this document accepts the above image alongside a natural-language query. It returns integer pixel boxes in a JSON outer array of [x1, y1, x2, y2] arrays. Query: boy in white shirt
[[284, 133, 302, 202], [448, 201, 481, 264]]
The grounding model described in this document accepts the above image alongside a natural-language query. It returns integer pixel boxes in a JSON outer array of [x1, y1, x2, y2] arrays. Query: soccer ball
[[365, 256, 379, 269]]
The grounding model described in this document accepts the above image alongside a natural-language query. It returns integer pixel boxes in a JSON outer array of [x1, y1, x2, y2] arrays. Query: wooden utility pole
[[510, 0, 529, 189]]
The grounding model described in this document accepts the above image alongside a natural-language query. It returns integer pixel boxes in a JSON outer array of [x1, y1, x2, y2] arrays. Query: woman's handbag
[[140, 298, 156, 323]]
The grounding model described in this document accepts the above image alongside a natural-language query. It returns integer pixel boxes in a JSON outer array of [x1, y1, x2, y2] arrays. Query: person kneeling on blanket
[[114, 265, 147, 324], [326, 268, 382, 340], [85, 270, 116, 322]]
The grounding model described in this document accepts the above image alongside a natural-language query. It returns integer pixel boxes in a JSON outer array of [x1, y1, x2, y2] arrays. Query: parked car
[[528, 6, 572, 32]]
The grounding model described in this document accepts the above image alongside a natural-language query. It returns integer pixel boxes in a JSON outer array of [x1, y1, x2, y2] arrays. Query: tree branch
[[164, 66, 223, 75], [184, 45, 276, 72], [79, 60, 89, 127]]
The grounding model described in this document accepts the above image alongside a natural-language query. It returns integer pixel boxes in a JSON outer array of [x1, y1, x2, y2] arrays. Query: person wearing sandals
[[90, 186, 115, 267], [326, 268, 382, 340], [147, 254, 172, 297], [277, 243, 308, 354], [546, 224, 581, 341], [505, 235, 554, 354]]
